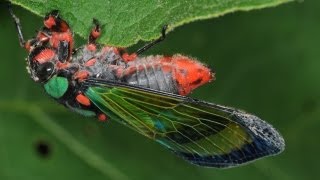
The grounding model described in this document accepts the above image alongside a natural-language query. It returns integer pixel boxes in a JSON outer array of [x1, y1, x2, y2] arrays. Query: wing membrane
[[83, 79, 285, 168]]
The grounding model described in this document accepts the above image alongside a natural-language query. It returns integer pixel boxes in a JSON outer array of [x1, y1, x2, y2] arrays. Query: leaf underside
[[10, 0, 293, 46]]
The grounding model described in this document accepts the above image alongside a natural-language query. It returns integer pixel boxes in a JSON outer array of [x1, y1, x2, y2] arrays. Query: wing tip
[[170, 112, 285, 168], [173, 136, 284, 168], [232, 112, 286, 155]]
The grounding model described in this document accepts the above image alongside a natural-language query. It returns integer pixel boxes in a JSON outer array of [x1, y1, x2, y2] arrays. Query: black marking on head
[[57, 40, 69, 62], [35, 61, 55, 82], [27, 46, 57, 82]]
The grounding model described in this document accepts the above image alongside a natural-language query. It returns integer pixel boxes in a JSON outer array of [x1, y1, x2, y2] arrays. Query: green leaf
[[10, 0, 293, 46]]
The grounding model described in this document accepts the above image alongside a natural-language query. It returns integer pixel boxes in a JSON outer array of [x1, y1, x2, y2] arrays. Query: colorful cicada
[[9, 6, 285, 168]]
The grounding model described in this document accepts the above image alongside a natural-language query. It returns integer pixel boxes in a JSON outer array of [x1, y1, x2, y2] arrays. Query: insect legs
[[8, 3, 26, 48], [136, 25, 168, 55]]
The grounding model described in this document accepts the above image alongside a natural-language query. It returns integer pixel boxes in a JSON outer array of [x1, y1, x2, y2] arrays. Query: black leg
[[136, 25, 168, 55], [8, 3, 26, 47], [45, 10, 59, 19]]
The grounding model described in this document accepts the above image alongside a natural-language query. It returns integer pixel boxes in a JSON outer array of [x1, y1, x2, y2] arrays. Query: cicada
[[9, 5, 284, 168]]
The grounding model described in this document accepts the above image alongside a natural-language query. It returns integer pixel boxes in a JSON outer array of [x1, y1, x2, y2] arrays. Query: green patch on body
[[44, 76, 69, 99]]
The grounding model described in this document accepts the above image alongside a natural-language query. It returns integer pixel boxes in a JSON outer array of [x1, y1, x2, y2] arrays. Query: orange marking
[[102, 46, 111, 53], [98, 114, 107, 122], [160, 56, 172, 63], [122, 53, 137, 62], [160, 56, 213, 96], [122, 66, 137, 77], [115, 68, 124, 77], [49, 32, 73, 62], [24, 41, 32, 52], [33, 49, 55, 63], [74, 70, 89, 81], [91, 29, 100, 38], [161, 65, 172, 73], [59, 21, 70, 32], [76, 94, 91, 106], [85, 58, 97, 67], [57, 62, 70, 69], [87, 44, 97, 51], [175, 56, 213, 95], [36, 32, 49, 42], [51, 32, 73, 48], [44, 16, 56, 29], [113, 48, 120, 55]]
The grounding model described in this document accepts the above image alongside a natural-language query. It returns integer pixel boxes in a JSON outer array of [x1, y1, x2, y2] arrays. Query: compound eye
[[36, 62, 55, 82]]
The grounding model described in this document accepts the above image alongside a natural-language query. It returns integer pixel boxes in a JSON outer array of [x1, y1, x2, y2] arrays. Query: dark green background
[[0, 1, 319, 180]]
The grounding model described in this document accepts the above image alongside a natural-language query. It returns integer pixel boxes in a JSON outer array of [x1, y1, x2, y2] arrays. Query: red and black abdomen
[[118, 55, 214, 96]]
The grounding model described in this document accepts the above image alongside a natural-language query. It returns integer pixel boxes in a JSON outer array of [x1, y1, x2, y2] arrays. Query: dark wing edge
[[175, 111, 285, 168], [82, 79, 285, 168]]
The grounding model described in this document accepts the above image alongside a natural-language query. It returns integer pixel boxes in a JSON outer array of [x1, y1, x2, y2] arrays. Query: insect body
[[9, 6, 285, 168]]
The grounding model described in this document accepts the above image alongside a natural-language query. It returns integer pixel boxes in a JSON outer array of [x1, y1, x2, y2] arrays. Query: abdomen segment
[[118, 55, 214, 95]]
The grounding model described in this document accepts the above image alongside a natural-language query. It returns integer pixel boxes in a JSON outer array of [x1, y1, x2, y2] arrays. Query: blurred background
[[0, 1, 319, 180]]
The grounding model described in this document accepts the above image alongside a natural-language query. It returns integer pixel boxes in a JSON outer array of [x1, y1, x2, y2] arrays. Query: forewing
[[83, 79, 285, 168]]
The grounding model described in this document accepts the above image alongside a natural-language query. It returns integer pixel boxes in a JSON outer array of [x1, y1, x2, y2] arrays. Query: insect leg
[[83, 19, 101, 52], [88, 18, 101, 44], [120, 25, 168, 62], [44, 10, 70, 32], [136, 25, 168, 55], [8, 3, 26, 48]]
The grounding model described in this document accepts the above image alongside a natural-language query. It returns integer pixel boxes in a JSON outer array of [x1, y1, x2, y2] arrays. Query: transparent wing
[[83, 79, 285, 168]]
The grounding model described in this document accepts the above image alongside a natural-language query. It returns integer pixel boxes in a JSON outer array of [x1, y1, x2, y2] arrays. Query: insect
[[9, 5, 285, 168]]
